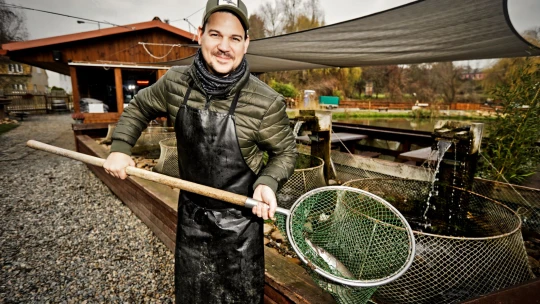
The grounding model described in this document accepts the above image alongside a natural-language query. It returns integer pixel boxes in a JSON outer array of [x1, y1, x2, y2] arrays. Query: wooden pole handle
[[26, 140, 250, 208]]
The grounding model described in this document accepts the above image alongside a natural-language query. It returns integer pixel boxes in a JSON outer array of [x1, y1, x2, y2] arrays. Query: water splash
[[451, 145, 458, 207], [423, 140, 453, 219]]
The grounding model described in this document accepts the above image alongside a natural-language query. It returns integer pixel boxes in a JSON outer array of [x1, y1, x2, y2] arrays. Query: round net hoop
[[285, 186, 416, 287], [342, 178, 534, 303]]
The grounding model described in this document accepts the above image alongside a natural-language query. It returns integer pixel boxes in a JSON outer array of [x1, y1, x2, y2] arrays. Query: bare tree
[[386, 65, 403, 101], [362, 66, 388, 98], [280, 0, 301, 33], [0, 0, 29, 91], [248, 13, 266, 40], [304, 0, 325, 28], [403, 64, 437, 103], [257, 0, 324, 36], [432, 62, 462, 103], [280, 0, 324, 33], [260, 1, 282, 36], [0, 0, 28, 44]]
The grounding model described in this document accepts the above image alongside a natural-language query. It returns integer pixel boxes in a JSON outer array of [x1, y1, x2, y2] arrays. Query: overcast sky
[[9, 0, 539, 41]]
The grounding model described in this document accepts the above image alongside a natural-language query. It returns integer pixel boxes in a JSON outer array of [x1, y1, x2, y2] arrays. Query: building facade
[[0, 58, 49, 93], [31, 65, 49, 92]]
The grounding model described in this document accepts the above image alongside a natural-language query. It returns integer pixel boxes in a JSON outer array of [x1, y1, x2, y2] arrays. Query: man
[[103, 0, 298, 303]]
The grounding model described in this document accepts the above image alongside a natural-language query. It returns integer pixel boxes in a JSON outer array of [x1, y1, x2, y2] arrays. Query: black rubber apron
[[174, 84, 264, 304]]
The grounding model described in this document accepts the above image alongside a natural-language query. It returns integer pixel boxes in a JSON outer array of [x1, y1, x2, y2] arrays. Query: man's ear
[[197, 26, 203, 45], [244, 35, 250, 54]]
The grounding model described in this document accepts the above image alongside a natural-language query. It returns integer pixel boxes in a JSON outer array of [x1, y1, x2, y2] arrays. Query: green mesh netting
[[276, 187, 415, 304]]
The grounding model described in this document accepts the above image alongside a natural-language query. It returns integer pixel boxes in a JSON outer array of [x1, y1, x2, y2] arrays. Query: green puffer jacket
[[111, 64, 298, 193]]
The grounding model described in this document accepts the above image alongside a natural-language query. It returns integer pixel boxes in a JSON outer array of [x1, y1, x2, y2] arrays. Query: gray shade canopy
[[164, 0, 540, 73]]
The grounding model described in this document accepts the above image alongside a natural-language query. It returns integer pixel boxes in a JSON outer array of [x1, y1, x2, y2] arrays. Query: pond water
[[334, 117, 490, 132]]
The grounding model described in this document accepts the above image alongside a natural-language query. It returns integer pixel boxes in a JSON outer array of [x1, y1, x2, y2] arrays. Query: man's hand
[[252, 184, 277, 220], [103, 152, 135, 179]]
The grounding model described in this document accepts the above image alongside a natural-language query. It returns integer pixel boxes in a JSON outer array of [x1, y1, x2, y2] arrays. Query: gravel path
[[0, 114, 175, 303]]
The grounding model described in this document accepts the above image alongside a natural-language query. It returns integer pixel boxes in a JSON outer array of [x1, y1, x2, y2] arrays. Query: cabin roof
[[1, 19, 195, 52]]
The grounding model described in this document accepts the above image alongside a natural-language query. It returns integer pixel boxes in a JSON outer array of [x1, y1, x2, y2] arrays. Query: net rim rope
[[285, 186, 417, 287]]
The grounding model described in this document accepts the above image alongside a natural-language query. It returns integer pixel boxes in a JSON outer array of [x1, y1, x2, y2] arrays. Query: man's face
[[198, 12, 250, 76]]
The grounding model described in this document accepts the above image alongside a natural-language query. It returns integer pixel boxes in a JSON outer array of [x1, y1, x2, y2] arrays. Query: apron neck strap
[[182, 82, 193, 106], [228, 88, 243, 116]]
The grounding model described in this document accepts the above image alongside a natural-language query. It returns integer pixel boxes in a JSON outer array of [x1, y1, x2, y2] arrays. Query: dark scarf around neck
[[193, 49, 247, 96]]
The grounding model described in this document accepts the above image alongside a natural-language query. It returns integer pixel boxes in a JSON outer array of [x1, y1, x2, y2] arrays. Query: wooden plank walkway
[[296, 132, 367, 144], [398, 146, 434, 164], [296, 132, 368, 154]]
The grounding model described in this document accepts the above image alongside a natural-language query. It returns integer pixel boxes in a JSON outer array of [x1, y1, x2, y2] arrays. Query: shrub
[[270, 80, 298, 98], [477, 58, 540, 184]]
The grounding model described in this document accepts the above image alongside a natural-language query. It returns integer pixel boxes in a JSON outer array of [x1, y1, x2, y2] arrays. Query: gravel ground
[[0, 114, 175, 303]]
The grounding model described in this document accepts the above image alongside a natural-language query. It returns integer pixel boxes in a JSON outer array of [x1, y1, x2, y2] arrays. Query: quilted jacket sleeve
[[253, 95, 298, 193], [110, 72, 169, 155]]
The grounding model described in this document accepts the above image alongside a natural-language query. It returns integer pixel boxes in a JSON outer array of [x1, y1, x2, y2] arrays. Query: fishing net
[[342, 178, 534, 304], [276, 186, 415, 304], [153, 138, 180, 178], [472, 178, 540, 235], [276, 153, 326, 210], [131, 127, 175, 159]]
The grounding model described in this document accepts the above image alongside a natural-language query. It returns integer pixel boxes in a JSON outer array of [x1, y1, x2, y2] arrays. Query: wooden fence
[[0, 90, 73, 114], [339, 99, 416, 110], [450, 103, 483, 110]]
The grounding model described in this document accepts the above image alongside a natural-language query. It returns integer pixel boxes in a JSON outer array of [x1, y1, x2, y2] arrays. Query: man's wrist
[[110, 140, 133, 156], [253, 176, 278, 194]]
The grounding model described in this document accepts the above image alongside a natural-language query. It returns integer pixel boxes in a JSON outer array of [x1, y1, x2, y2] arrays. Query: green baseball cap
[[202, 0, 249, 30]]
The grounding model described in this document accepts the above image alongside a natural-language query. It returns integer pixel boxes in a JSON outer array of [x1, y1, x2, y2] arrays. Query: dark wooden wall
[[11, 29, 198, 75]]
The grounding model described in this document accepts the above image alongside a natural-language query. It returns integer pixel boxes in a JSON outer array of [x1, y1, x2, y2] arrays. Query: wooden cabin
[[1, 17, 198, 123]]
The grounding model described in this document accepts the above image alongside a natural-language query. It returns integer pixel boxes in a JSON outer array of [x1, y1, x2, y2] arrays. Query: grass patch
[[0, 123, 19, 135], [332, 112, 411, 119], [332, 111, 495, 120]]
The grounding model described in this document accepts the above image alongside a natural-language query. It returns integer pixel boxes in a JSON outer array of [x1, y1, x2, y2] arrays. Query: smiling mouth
[[216, 56, 231, 61], [213, 51, 233, 62]]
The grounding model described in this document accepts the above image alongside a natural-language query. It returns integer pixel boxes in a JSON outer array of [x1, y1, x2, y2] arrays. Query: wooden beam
[[114, 68, 124, 114], [157, 69, 167, 79], [310, 131, 333, 183], [69, 66, 80, 112], [83, 112, 121, 124]]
